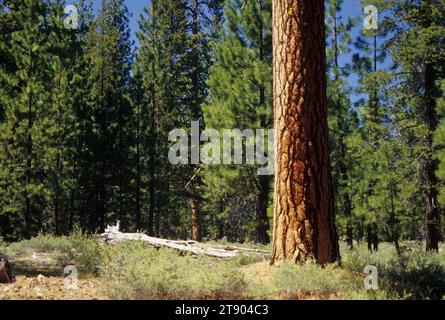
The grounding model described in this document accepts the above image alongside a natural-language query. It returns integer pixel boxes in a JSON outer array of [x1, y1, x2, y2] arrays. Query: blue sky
[[90, 0, 364, 50], [88, 0, 381, 105]]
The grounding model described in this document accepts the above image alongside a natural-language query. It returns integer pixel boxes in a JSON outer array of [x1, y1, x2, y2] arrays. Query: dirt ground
[[241, 261, 274, 288], [0, 275, 109, 300]]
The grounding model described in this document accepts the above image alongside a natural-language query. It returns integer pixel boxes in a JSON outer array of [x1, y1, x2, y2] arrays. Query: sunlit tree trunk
[[271, 0, 340, 265]]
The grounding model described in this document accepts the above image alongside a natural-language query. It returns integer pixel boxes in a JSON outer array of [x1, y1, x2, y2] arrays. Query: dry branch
[[100, 223, 269, 259]]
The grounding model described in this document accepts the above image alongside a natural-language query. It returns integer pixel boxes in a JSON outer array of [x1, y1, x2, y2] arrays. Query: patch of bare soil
[[241, 262, 338, 300], [241, 261, 275, 289], [0, 275, 109, 300]]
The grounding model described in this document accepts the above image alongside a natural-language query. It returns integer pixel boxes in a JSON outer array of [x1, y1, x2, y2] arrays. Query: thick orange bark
[[271, 0, 340, 265]]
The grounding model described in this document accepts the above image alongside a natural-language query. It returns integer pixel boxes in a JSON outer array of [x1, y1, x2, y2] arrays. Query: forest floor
[[1, 233, 445, 300], [0, 275, 107, 300], [0, 262, 326, 300]]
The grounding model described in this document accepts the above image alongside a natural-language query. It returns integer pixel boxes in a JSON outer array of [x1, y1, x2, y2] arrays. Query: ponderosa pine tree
[[45, 0, 80, 235], [271, 0, 340, 264], [0, 0, 55, 239], [84, 0, 132, 231], [383, 0, 445, 252], [184, 0, 224, 241], [350, 0, 391, 252], [136, 0, 192, 238], [435, 80, 445, 209], [135, 0, 224, 240], [65, 0, 94, 231], [325, 0, 357, 249]]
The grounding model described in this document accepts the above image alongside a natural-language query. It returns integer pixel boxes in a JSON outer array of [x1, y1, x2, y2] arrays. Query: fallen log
[[100, 222, 270, 259]]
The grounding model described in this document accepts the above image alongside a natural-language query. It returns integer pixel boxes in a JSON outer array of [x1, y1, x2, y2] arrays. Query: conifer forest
[[0, 0, 445, 302]]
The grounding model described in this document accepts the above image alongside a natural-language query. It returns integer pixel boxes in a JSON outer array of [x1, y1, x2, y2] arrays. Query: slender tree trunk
[[367, 224, 379, 252], [372, 223, 379, 251], [271, 0, 340, 265], [188, 0, 204, 241], [98, 64, 106, 232], [332, 7, 353, 250], [135, 94, 141, 230], [365, 34, 380, 252], [255, 175, 271, 244], [25, 99, 32, 237], [24, 48, 33, 238], [388, 179, 400, 253], [254, 0, 271, 245], [147, 3, 158, 236], [148, 59, 157, 236], [424, 63, 440, 252], [367, 224, 373, 252], [190, 198, 201, 241], [54, 76, 63, 235], [54, 140, 61, 235]]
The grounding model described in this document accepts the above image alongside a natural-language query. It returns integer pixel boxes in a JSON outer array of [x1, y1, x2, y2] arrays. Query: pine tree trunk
[[25, 47, 33, 238], [332, 3, 353, 250], [146, 0, 158, 237], [148, 59, 157, 236], [372, 223, 379, 251], [367, 224, 379, 252], [389, 184, 400, 253], [254, 0, 271, 245], [424, 63, 440, 252], [188, 0, 203, 242], [190, 198, 201, 241], [135, 100, 141, 230], [271, 0, 340, 265], [255, 175, 271, 244], [367, 224, 373, 252]]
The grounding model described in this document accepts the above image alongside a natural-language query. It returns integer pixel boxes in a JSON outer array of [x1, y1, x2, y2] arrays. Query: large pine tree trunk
[[271, 0, 340, 265]]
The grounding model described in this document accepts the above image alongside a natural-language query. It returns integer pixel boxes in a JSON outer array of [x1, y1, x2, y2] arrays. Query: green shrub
[[67, 227, 102, 275], [341, 242, 398, 273], [381, 245, 445, 300], [0, 233, 72, 258], [0, 230, 102, 276], [272, 260, 360, 298], [100, 241, 247, 300], [341, 242, 445, 300]]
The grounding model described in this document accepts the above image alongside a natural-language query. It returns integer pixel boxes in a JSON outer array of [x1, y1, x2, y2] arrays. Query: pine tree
[[434, 80, 445, 234], [204, 0, 273, 243], [65, 0, 94, 231], [84, 0, 133, 231], [350, 0, 389, 251], [0, 0, 55, 238], [136, 0, 191, 238], [184, 0, 224, 241], [325, 0, 357, 249], [271, 0, 340, 264], [383, 0, 445, 251], [45, 0, 80, 234]]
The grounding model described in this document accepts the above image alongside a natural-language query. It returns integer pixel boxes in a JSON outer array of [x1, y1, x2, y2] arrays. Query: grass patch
[[100, 241, 247, 299], [1, 236, 444, 300], [0, 229, 101, 276], [341, 242, 445, 300]]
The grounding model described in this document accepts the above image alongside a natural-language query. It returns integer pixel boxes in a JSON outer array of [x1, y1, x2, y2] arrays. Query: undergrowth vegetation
[[100, 242, 247, 299], [1, 234, 444, 300]]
